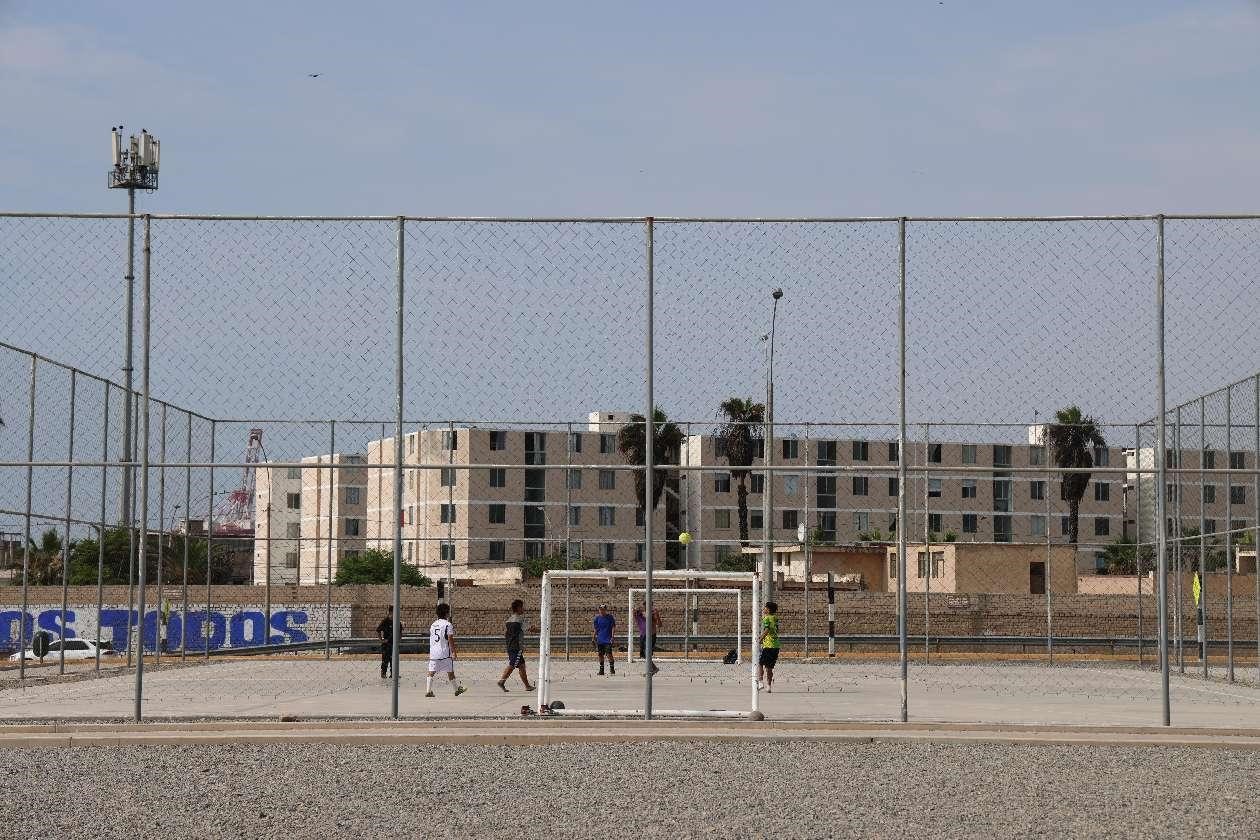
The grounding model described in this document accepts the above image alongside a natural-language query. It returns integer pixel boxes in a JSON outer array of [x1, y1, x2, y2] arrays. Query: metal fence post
[[1199, 397, 1208, 676], [325, 420, 335, 661], [391, 216, 405, 719], [644, 216, 656, 721], [1134, 423, 1143, 667], [564, 421, 572, 662], [897, 217, 909, 723], [205, 420, 216, 663], [58, 371, 77, 675], [96, 382, 111, 671], [1154, 214, 1171, 726], [155, 403, 165, 665], [1254, 373, 1259, 686], [18, 355, 36, 680], [923, 422, 931, 660], [1174, 408, 1183, 673], [133, 213, 152, 722], [182, 411, 191, 661], [1225, 386, 1234, 683]]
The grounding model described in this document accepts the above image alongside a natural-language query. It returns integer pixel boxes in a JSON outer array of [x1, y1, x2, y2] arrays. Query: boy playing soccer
[[425, 603, 467, 698], [497, 599, 535, 692], [593, 603, 616, 676], [757, 600, 780, 693]]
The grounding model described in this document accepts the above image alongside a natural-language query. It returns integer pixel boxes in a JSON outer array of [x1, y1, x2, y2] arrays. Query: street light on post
[[763, 288, 783, 604]]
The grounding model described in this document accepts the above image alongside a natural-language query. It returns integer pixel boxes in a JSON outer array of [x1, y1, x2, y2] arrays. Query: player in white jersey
[[425, 603, 467, 698]]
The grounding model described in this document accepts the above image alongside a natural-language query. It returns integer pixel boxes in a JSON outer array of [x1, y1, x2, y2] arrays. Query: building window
[[1029, 480, 1045, 501], [782, 509, 799, 531], [524, 432, 546, 465], [569, 432, 582, 454], [525, 469, 546, 502], [1094, 517, 1110, 537], [928, 478, 942, 498], [993, 445, 1012, 468], [1230, 451, 1246, 470], [345, 518, 363, 537], [1203, 485, 1216, 504], [993, 515, 1012, 543], [889, 555, 898, 579], [928, 513, 942, 533], [1061, 515, 1071, 536], [598, 506, 615, 527], [1166, 484, 1177, 502], [887, 477, 898, 497], [569, 506, 581, 527], [283, 492, 301, 511], [714, 473, 731, 493], [440, 504, 456, 524], [1094, 551, 1107, 571], [928, 444, 943, 464], [1231, 486, 1247, 505], [962, 513, 977, 534], [852, 441, 869, 461], [601, 543, 615, 563], [852, 476, 869, 496], [1029, 446, 1045, 466], [817, 441, 837, 466], [636, 543, 646, 564], [1094, 482, 1110, 502], [490, 468, 506, 488], [490, 431, 507, 451], [784, 475, 799, 496], [442, 430, 458, 451], [1202, 450, 1216, 469], [1204, 519, 1217, 534], [635, 508, 645, 528], [782, 439, 799, 459], [714, 509, 732, 529], [962, 444, 976, 465], [286, 522, 301, 539], [854, 511, 870, 532], [1031, 515, 1046, 537], [287, 467, 302, 480], [993, 480, 1012, 512], [599, 470, 616, 491], [961, 479, 977, 499], [406, 542, 413, 561], [342, 486, 361, 505], [440, 542, 455, 563], [524, 541, 544, 560], [1094, 446, 1110, 467], [489, 541, 506, 563], [916, 552, 928, 579], [600, 434, 615, 454], [406, 506, 414, 525], [750, 510, 764, 531], [816, 475, 837, 508], [888, 442, 899, 462], [750, 474, 765, 494], [815, 511, 835, 541], [284, 551, 299, 569], [488, 504, 506, 525], [888, 515, 898, 534], [440, 468, 456, 487]]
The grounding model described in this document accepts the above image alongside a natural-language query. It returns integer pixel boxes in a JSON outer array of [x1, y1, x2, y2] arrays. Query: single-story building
[[884, 542, 1078, 595]]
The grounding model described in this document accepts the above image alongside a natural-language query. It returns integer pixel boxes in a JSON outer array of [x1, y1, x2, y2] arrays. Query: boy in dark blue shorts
[[593, 603, 616, 675], [497, 599, 534, 692]]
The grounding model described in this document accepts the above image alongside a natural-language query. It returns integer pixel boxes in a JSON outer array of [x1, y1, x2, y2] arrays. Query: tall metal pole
[[95, 383, 111, 671], [205, 421, 216, 663], [391, 217, 405, 718], [133, 214, 152, 722], [181, 411, 191, 661], [325, 420, 336, 661], [18, 356, 36, 680], [1225, 386, 1234, 683], [1154, 215, 1171, 726], [120, 189, 135, 524], [897, 218, 909, 723], [58, 371, 77, 675], [644, 217, 656, 720], [155, 404, 165, 665], [1199, 397, 1208, 676], [1174, 409, 1184, 672], [763, 291, 781, 604]]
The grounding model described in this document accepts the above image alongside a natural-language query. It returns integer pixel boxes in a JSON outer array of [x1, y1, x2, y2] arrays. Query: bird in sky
[[308, 73, 321, 78]]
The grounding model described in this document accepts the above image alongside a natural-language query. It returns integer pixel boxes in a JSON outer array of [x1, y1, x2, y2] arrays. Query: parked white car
[[7, 638, 116, 663]]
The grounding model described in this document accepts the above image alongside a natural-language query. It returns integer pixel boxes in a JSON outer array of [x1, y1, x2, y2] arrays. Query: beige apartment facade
[[367, 424, 671, 584], [1129, 446, 1257, 545], [683, 433, 1128, 574]]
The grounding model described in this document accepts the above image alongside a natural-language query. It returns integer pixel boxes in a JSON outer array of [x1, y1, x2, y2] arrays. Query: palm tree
[[716, 397, 765, 547], [1046, 405, 1106, 545], [617, 407, 684, 513]]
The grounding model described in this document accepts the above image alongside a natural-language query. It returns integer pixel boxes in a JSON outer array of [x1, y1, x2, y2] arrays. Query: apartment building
[[252, 454, 368, 586], [683, 432, 1129, 573], [1128, 446, 1257, 544], [367, 423, 671, 584]]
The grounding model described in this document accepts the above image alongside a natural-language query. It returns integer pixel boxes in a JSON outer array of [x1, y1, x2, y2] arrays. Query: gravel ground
[[2, 740, 1257, 839]]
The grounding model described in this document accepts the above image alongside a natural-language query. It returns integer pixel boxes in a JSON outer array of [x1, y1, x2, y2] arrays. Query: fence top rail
[[544, 570, 757, 581]]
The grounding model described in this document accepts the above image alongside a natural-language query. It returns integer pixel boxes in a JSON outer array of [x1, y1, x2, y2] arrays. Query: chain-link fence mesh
[[3, 212, 1260, 727]]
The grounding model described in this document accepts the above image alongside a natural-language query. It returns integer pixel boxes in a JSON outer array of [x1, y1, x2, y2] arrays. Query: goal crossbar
[[626, 587, 743, 664], [536, 569, 760, 719]]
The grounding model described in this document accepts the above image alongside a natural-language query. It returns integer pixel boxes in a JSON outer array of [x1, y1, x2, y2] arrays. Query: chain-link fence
[[2, 212, 1259, 726]]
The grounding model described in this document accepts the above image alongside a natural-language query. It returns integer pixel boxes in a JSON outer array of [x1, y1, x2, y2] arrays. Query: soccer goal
[[625, 587, 743, 664], [536, 569, 760, 719]]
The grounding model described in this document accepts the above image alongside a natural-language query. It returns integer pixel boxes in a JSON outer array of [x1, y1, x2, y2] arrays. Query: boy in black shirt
[[376, 605, 401, 679], [496, 599, 535, 692]]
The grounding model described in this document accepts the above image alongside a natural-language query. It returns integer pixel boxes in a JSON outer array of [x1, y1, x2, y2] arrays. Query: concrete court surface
[[3, 656, 1260, 727]]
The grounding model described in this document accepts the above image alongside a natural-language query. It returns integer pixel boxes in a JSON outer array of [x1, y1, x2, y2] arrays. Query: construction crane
[[214, 428, 263, 536]]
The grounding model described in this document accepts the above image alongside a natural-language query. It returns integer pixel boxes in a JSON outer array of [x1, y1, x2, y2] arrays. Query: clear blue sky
[[4, 1, 1260, 216]]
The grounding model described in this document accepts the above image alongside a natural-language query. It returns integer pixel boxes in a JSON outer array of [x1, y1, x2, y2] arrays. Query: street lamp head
[[771, 288, 784, 300]]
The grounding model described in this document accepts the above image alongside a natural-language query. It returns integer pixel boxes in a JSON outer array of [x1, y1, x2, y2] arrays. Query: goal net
[[536, 570, 760, 719]]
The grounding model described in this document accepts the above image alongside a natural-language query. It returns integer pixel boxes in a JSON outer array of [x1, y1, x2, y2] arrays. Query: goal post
[[536, 569, 760, 719], [626, 587, 742, 664]]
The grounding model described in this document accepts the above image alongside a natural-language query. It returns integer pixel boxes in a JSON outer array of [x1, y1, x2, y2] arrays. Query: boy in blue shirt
[[593, 603, 616, 676]]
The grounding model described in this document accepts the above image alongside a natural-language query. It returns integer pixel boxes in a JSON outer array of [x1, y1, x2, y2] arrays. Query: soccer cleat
[[424, 691, 435, 698], [597, 669, 604, 676], [454, 685, 467, 696], [525, 683, 536, 691], [497, 680, 509, 692]]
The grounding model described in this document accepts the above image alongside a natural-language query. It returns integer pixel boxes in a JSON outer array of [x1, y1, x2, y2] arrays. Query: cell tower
[[215, 428, 264, 535]]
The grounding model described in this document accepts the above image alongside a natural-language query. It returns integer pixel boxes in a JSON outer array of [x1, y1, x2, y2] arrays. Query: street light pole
[[763, 288, 783, 604]]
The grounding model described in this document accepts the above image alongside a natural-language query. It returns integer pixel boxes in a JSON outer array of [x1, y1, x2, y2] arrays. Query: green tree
[[334, 549, 431, 586], [715, 397, 765, 547], [1100, 536, 1155, 575], [1046, 406, 1106, 545], [17, 529, 64, 586], [518, 548, 601, 579], [617, 407, 684, 515], [715, 548, 757, 573], [67, 527, 235, 586]]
